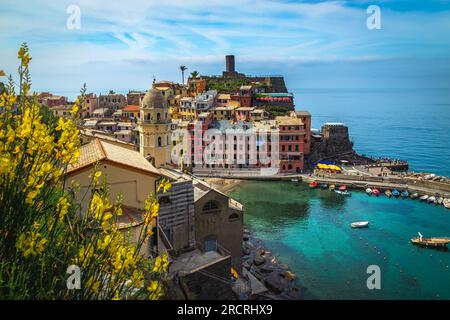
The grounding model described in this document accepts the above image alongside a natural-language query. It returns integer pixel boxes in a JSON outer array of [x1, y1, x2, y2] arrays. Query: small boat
[[419, 195, 429, 201], [365, 188, 372, 195], [351, 221, 369, 228], [410, 193, 419, 199], [444, 198, 450, 209], [436, 197, 444, 205], [411, 233, 450, 248], [320, 183, 328, 189], [385, 190, 392, 198], [339, 185, 347, 191], [329, 184, 336, 191], [309, 181, 318, 188], [372, 188, 380, 196], [334, 190, 351, 197], [401, 191, 409, 198], [392, 189, 400, 197], [291, 178, 299, 183], [427, 196, 436, 203]]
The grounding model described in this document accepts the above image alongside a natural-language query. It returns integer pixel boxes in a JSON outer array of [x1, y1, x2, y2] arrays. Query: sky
[[1, 0, 450, 98]]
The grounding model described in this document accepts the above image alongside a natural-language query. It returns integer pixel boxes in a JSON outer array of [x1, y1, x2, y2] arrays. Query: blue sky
[[1, 0, 450, 98]]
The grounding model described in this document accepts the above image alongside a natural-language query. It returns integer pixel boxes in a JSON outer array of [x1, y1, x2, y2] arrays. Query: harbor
[[229, 179, 450, 300]]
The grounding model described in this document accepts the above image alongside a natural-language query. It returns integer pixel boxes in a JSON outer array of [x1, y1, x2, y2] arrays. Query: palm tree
[[179, 65, 187, 85], [190, 70, 199, 79]]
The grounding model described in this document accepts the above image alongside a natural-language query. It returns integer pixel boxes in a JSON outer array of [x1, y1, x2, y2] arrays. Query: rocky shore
[[240, 228, 302, 300]]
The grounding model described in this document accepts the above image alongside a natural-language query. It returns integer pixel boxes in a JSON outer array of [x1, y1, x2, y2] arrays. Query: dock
[[301, 174, 450, 199]]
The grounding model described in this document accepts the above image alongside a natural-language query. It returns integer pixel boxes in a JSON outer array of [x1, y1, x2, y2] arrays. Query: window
[[157, 113, 161, 121], [204, 235, 217, 252], [202, 200, 220, 212], [158, 137, 162, 147], [159, 196, 171, 205], [228, 213, 239, 222]]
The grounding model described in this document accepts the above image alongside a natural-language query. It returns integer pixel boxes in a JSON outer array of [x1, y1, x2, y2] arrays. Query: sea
[[229, 88, 450, 300]]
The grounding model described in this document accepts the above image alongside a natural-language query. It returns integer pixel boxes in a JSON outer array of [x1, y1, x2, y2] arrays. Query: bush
[[0, 44, 170, 300]]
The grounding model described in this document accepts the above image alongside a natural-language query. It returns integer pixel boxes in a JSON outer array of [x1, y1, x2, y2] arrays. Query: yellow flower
[[25, 189, 40, 205], [147, 281, 163, 300], [56, 196, 70, 222], [16, 231, 47, 257]]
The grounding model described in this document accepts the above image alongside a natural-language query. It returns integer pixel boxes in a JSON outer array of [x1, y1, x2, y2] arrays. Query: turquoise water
[[293, 88, 450, 176], [230, 89, 450, 299], [230, 181, 450, 300]]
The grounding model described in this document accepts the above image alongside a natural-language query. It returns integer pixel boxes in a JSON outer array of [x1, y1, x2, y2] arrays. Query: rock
[[246, 241, 254, 250], [281, 270, 296, 281], [243, 233, 250, 241], [264, 273, 285, 294], [259, 264, 276, 273], [278, 264, 289, 270], [243, 260, 251, 270], [256, 248, 265, 255], [250, 266, 264, 281], [243, 247, 251, 256], [253, 254, 265, 266]]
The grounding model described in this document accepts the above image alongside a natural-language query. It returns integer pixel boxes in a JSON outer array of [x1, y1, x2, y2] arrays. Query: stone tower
[[138, 87, 171, 167]]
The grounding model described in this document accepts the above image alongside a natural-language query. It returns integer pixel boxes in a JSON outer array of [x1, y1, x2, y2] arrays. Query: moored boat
[[410, 193, 419, 199], [401, 190, 409, 198], [385, 190, 392, 198], [365, 188, 372, 195], [437, 197, 444, 205], [443, 198, 450, 209], [427, 196, 436, 203], [334, 190, 351, 197], [320, 183, 328, 189], [339, 185, 347, 191], [372, 188, 380, 196], [392, 189, 400, 197], [329, 184, 336, 191], [351, 221, 369, 228], [291, 178, 299, 183], [419, 195, 429, 201], [411, 233, 450, 248], [309, 181, 318, 188]]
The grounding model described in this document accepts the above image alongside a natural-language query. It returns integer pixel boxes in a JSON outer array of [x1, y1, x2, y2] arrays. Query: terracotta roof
[[67, 138, 160, 176], [123, 105, 140, 112]]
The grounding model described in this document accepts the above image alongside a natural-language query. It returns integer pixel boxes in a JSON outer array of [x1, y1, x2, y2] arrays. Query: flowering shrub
[[0, 44, 170, 299]]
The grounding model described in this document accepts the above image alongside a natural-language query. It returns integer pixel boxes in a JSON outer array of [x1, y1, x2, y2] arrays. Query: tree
[[179, 65, 187, 85], [0, 44, 170, 300], [190, 70, 199, 79]]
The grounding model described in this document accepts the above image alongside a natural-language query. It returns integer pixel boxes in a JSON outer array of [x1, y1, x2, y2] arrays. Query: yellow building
[[138, 88, 172, 167]]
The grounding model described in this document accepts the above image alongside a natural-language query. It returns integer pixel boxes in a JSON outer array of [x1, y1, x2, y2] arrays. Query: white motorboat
[[436, 197, 444, 205], [351, 221, 369, 228], [419, 195, 429, 201], [291, 178, 299, 183], [427, 196, 436, 203], [443, 199, 450, 209], [365, 188, 372, 195]]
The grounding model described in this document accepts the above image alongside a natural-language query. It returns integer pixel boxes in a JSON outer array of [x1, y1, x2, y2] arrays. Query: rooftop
[[123, 105, 140, 112], [67, 138, 160, 176]]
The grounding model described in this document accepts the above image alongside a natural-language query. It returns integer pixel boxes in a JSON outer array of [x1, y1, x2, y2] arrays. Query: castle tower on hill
[[138, 87, 171, 167]]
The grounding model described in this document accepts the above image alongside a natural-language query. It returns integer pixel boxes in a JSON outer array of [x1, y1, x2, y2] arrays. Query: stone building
[[138, 88, 172, 167], [66, 138, 164, 257], [98, 91, 127, 110], [193, 178, 243, 271]]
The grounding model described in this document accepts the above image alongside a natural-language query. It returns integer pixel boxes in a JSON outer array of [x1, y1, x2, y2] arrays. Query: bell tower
[[138, 88, 171, 167]]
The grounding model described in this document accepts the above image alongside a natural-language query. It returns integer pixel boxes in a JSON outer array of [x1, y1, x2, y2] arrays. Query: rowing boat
[[351, 221, 369, 228]]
